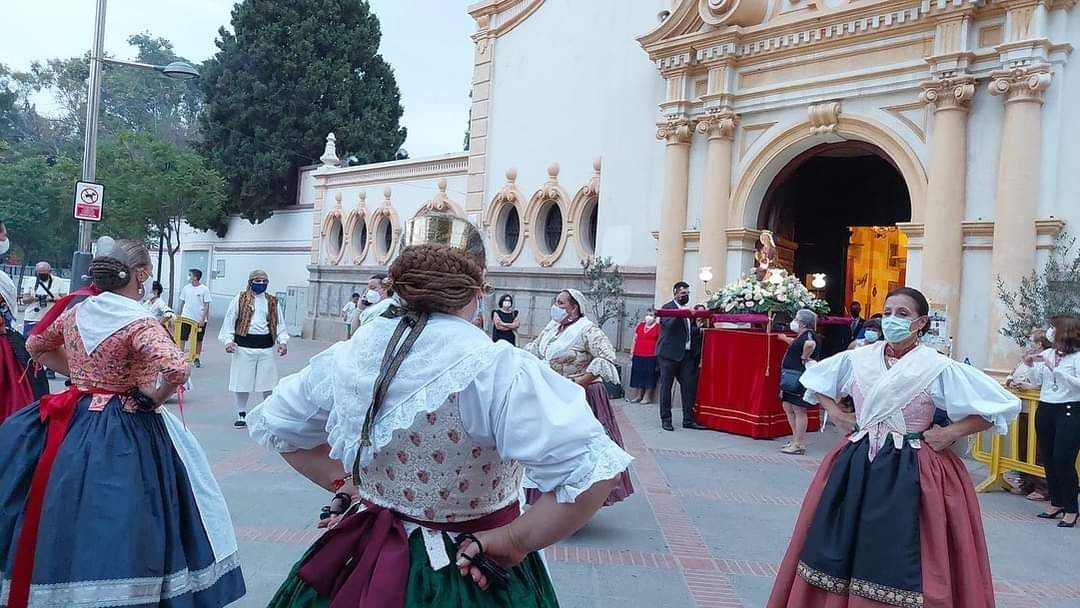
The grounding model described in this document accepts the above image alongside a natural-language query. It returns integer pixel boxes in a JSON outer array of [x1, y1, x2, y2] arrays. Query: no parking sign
[[73, 180, 104, 222]]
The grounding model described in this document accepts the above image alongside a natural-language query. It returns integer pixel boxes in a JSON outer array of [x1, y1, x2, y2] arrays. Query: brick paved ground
[[165, 327, 1080, 607]]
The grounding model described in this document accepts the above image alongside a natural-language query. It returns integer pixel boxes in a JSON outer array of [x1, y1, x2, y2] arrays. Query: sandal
[[1026, 491, 1048, 501], [780, 444, 806, 455]]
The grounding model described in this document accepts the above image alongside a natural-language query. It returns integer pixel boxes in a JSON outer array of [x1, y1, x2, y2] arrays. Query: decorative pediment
[[699, 0, 768, 28]]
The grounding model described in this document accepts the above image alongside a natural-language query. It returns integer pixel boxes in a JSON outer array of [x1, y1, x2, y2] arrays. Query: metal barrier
[[971, 388, 1080, 492], [173, 317, 200, 364]]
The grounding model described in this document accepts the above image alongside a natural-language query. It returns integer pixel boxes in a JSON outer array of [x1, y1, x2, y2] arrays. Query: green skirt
[[269, 527, 559, 607]]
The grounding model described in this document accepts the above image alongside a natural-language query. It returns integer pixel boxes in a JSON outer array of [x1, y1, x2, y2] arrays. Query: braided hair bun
[[88, 238, 151, 293], [389, 244, 484, 314]]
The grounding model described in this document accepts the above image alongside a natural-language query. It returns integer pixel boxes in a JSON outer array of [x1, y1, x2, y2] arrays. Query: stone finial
[[547, 162, 560, 178], [358, 191, 367, 207], [383, 186, 392, 203], [593, 157, 602, 173], [333, 192, 343, 208], [505, 167, 517, 183], [438, 177, 448, 193], [320, 132, 340, 165]]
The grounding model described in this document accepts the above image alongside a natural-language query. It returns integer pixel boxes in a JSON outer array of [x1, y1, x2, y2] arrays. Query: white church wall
[[1043, 6, 1080, 229], [957, 249, 993, 366], [484, 0, 668, 269]]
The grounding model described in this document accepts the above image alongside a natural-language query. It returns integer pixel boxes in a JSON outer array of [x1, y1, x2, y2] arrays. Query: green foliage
[[997, 231, 1080, 345], [97, 132, 227, 299], [0, 147, 80, 266], [200, 0, 407, 222], [581, 256, 626, 329]]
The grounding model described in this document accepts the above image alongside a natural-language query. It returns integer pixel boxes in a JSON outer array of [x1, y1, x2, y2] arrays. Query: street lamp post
[[70, 0, 199, 289]]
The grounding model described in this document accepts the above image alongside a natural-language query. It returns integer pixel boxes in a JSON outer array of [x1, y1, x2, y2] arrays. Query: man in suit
[[657, 282, 708, 432], [849, 300, 865, 339]]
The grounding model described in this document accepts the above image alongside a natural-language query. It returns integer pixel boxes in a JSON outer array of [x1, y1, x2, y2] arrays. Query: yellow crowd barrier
[[173, 317, 200, 364], [971, 388, 1080, 493]]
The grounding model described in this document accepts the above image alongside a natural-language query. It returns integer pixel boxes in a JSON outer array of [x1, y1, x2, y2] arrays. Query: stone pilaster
[[695, 110, 736, 296], [654, 117, 694, 303]]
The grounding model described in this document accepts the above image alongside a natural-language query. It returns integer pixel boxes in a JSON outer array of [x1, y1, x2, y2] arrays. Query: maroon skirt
[[527, 382, 634, 507], [767, 437, 995, 608]]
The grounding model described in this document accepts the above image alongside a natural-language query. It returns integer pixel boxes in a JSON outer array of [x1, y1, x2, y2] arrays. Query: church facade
[[172, 0, 1080, 373]]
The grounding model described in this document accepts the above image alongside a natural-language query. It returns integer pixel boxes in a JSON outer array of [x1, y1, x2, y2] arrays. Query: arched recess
[[344, 207, 369, 265], [730, 115, 928, 229], [526, 163, 571, 267], [483, 168, 528, 266], [369, 187, 402, 265], [569, 158, 602, 260], [322, 193, 346, 265]]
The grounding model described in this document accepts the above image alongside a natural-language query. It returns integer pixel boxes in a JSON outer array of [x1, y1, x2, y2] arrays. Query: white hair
[[795, 308, 818, 331]]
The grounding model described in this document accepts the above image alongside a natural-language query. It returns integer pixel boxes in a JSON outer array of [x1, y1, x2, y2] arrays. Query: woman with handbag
[[778, 308, 821, 455]]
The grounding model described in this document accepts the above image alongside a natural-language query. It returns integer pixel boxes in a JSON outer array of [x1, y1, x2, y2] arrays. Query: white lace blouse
[[247, 313, 632, 508]]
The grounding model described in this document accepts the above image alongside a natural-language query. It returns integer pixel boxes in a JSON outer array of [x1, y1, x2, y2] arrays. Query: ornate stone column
[[986, 65, 1053, 373], [918, 76, 974, 342], [655, 117, 693, 303], [695, 111, 736, 295]]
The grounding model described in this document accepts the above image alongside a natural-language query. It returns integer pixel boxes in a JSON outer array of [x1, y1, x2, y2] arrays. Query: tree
[[200, 0, 407, 222], [97, 132, 227, 304], [581, 256, 626, 330], [997, 231, 1080, 345], [0, 144, 80, 267]]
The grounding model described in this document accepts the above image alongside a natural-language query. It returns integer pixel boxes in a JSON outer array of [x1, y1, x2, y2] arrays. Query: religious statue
[[754, 230, 777, 280]]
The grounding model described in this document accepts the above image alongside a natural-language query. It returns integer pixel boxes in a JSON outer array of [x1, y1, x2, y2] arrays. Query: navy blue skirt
[[629, 356, 658, 389], [0, 395, 245, 607]]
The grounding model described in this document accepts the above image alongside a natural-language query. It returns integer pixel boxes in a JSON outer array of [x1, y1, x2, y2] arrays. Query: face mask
[[251, 282, 268, 294], [501, 301, 512, 310], [881, 315, 916, 343], [0, 237, 8, 256], [551, 305, 568, 323], [36, 273, 50, 282], [863, 330, 880, 343], [789, 320, 801, 332], [365, 290, 382, 305], [1047, 326, 1056, 343], [644, 315, 655, 324], [675, 294, 690, 306]]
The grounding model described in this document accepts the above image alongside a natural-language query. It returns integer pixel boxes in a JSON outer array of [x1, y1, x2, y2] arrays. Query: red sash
[[7, 385, 114, 608]]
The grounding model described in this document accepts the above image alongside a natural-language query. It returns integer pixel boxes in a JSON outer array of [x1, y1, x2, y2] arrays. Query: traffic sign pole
[[71, 0, 107, 289]]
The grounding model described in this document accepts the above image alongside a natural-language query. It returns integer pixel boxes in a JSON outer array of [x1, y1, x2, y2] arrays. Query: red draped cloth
[[695, 329, 820, 439], [0, 335, 34, 423]]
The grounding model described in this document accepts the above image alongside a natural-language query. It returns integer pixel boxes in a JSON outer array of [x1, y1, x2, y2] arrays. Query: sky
[[0, 0, 476, 158]]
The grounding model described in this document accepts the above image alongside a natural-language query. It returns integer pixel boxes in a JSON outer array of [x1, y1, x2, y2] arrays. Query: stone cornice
[[467, 0, 546, 38]]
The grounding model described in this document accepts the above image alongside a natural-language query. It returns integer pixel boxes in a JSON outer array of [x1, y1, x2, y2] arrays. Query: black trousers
[[1035, 401, 1080, 513], [658, 353, 698, 425]]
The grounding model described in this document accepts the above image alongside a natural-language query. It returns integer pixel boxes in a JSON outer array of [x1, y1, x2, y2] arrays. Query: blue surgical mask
[[881, 315, 914, 343], [551, 305, 568, 323], [251, 282, 268, 294], [863, 330, 879, 343]]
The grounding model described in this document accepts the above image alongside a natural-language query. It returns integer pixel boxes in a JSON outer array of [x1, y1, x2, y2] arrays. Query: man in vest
[[219, 269, 288, 428]]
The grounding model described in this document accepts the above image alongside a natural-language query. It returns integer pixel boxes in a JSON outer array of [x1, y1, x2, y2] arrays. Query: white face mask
[[551, 305, 568, 323], [644, 315, 655, 324], [364, 289, 382, 305], [1048, 326, 1056, 343], [0, 236, 8, 256], [789, 320, 801, 332], [501, 300, 512, 310]]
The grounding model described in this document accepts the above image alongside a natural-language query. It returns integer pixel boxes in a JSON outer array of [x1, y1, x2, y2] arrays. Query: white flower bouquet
[[707, 269, 830, 316]]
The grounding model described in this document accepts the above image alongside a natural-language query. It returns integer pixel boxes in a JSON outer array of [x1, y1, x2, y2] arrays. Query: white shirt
[[143, 297, 174, 323], [179, 283, 212, 322], [342, 301, 358, 321], [22, 275, 67, 323], [218, 292, 289, 345], [1030, 350, 1080, 404]]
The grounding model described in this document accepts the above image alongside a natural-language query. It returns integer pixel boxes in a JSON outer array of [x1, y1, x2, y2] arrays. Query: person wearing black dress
[[778, 308, 821, 455], [491, 293, 520, 345]]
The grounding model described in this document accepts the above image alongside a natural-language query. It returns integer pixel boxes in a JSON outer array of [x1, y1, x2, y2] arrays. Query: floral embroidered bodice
[[525, 323, 620, 384], [27, 308, 188, 411], [356, 393, 522, 523], [850, 378, 936, 460]]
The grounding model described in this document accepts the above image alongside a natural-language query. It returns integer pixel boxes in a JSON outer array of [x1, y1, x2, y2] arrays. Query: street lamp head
[[160, 61, 199, 80]]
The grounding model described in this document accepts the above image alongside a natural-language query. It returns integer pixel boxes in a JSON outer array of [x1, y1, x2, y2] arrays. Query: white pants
[[227, 346, 278, 393]]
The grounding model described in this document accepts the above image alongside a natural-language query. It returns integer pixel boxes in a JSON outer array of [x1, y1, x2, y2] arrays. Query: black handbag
[[779, 368, 804, 393]]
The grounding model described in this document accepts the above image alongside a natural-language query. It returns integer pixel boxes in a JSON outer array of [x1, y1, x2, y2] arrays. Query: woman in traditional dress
[[0, 238, 245, 608], [768, 287, 1019, 608], [523, 289, 635, 506], [247, 214, 632, 607], [0, 270, 49, 423]]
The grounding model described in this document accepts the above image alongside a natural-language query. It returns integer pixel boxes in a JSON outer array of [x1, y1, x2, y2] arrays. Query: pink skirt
[[527, 382, 634, 507], [767, 438, 995, 608]]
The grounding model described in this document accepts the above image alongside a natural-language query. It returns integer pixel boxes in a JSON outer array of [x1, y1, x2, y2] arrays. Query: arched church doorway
[[757, 140, 911, 333]]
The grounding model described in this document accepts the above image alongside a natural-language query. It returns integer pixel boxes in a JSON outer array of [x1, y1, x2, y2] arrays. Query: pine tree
[[199, 0, 407, 222]]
